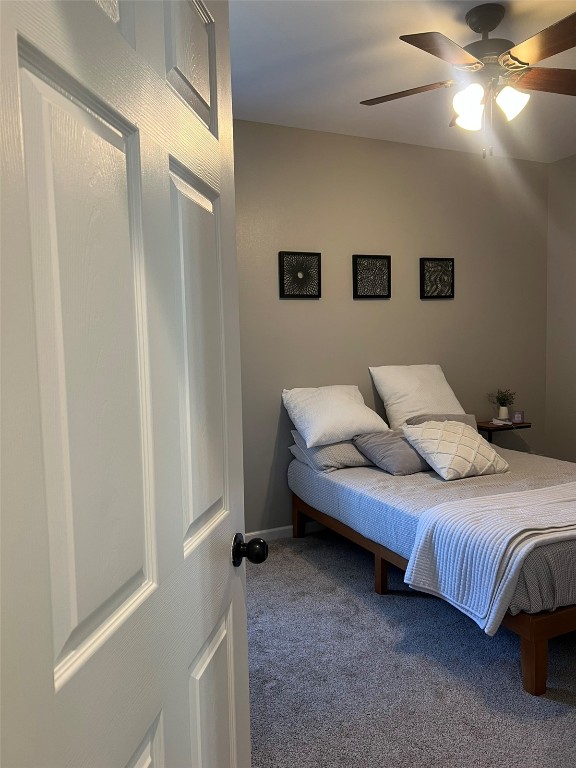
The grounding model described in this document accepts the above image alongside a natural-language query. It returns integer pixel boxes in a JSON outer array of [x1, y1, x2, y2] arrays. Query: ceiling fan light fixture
[[453, 83, 485, 131], [361, 4, 576, 147], [455, 107, 484, 131], [496, 86, 531, 121], [452, 82, 484, 111]]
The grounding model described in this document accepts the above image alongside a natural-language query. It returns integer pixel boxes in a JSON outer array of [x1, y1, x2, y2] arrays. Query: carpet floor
[[246, 530, 576, 768]]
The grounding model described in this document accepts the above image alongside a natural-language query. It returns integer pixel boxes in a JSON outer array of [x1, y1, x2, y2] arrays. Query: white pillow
[[282, 385, 389, 448], [402, 421, 509, 481], [369, 364, 464, 428]]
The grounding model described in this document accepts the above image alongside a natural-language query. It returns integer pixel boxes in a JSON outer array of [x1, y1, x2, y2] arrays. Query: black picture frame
[[279, 251, 321, 299], [420, 258, 454, 300], [352, 255, 391, 299]]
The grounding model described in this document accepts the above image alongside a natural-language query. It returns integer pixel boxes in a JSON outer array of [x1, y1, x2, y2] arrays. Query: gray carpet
[[246, 530, 576, 768]]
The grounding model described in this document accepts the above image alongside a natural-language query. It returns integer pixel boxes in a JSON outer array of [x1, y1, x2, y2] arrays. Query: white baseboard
[[246, 521, 324, 541]]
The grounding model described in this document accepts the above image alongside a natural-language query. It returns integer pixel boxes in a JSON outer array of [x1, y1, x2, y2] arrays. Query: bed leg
[[292, 499, 306, 538], [520, 637, 548, 696], [375, 554, 388, 595]]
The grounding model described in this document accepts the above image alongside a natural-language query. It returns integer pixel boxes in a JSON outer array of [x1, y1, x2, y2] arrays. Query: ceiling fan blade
[[507, 67, 576, 97], [400, 32, 483, 70], [499, 12, 576, 69], [360, 80, 454, 106]]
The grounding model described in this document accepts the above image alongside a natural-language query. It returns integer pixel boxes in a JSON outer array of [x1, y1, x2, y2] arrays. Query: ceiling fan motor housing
[[460, 41, 515, 91], [462, 4, 514, 83], [464, 37, 515, 65], [461, 3, 513, 69]]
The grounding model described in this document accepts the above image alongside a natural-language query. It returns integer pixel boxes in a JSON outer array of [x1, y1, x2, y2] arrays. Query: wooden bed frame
[[292, 493, 576, 696]]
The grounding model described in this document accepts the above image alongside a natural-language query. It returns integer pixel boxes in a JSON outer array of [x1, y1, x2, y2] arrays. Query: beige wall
[[545, 154, 576, 461], [233, 120, 549, 533]]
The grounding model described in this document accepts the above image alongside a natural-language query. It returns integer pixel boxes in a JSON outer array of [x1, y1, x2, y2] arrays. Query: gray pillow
[[353, 430, 430, 476], [290, 430, 373, 471], [405, 413, 478, 431]]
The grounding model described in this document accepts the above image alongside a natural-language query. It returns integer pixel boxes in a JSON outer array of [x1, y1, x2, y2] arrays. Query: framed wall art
[[352, 255, 391, 299], [278, 251, 321, 299], [420, 257, 454, 300]]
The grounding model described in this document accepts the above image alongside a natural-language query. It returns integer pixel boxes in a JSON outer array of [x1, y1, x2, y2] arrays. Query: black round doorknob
[[231, 533, 268, 567]]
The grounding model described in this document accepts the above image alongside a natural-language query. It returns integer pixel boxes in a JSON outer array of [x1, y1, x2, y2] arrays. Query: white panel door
[[0, 2, 251, 766]]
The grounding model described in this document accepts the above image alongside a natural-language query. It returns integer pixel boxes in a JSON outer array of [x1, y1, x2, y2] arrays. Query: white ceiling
[[229, 0, 576, 162]]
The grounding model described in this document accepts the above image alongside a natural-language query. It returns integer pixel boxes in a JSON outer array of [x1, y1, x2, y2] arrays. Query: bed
[[281, 368, 576, 695], [288, 448, 576, 696]]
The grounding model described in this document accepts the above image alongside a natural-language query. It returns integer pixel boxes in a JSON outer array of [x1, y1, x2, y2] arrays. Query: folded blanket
[[404, 482, 576, 635]]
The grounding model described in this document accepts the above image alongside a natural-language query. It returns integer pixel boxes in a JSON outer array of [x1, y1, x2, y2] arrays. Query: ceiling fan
[[361, 3, 576, 132]]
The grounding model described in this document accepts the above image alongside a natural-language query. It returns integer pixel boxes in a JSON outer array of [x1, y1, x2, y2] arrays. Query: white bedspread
[[404, 482, 576, 635]]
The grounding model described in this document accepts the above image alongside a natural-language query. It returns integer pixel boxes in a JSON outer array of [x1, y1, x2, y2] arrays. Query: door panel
[[20, 67, 155, 683], [165, 0, 215, 129], [169, 168, 225, 543], [1, 1, 250, 766], [188, 612, 235, 767]]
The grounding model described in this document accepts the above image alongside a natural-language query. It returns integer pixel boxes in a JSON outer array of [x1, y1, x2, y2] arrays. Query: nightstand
[[476, 420, 532, 443]]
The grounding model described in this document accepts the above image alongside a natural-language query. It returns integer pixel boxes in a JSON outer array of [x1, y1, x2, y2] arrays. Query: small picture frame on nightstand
[[512, 410, 525, 423]]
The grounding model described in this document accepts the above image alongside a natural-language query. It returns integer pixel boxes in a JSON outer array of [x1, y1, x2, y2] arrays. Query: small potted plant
[[488, 388, 516, 420]]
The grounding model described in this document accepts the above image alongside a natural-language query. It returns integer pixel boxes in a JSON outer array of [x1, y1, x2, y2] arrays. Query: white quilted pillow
[[401, 421, 509, 481], [369, 364, 465, 428], [282, 385, 389, 448]]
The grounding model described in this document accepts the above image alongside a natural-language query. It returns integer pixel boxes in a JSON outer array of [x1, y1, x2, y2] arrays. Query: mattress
[[287, 447, 576, 616]]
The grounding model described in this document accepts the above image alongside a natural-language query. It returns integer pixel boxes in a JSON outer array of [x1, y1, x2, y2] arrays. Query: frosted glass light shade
[[453, 83, 485, 131], [455, 108, 484, 131], [496, 86, 530, 121]]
